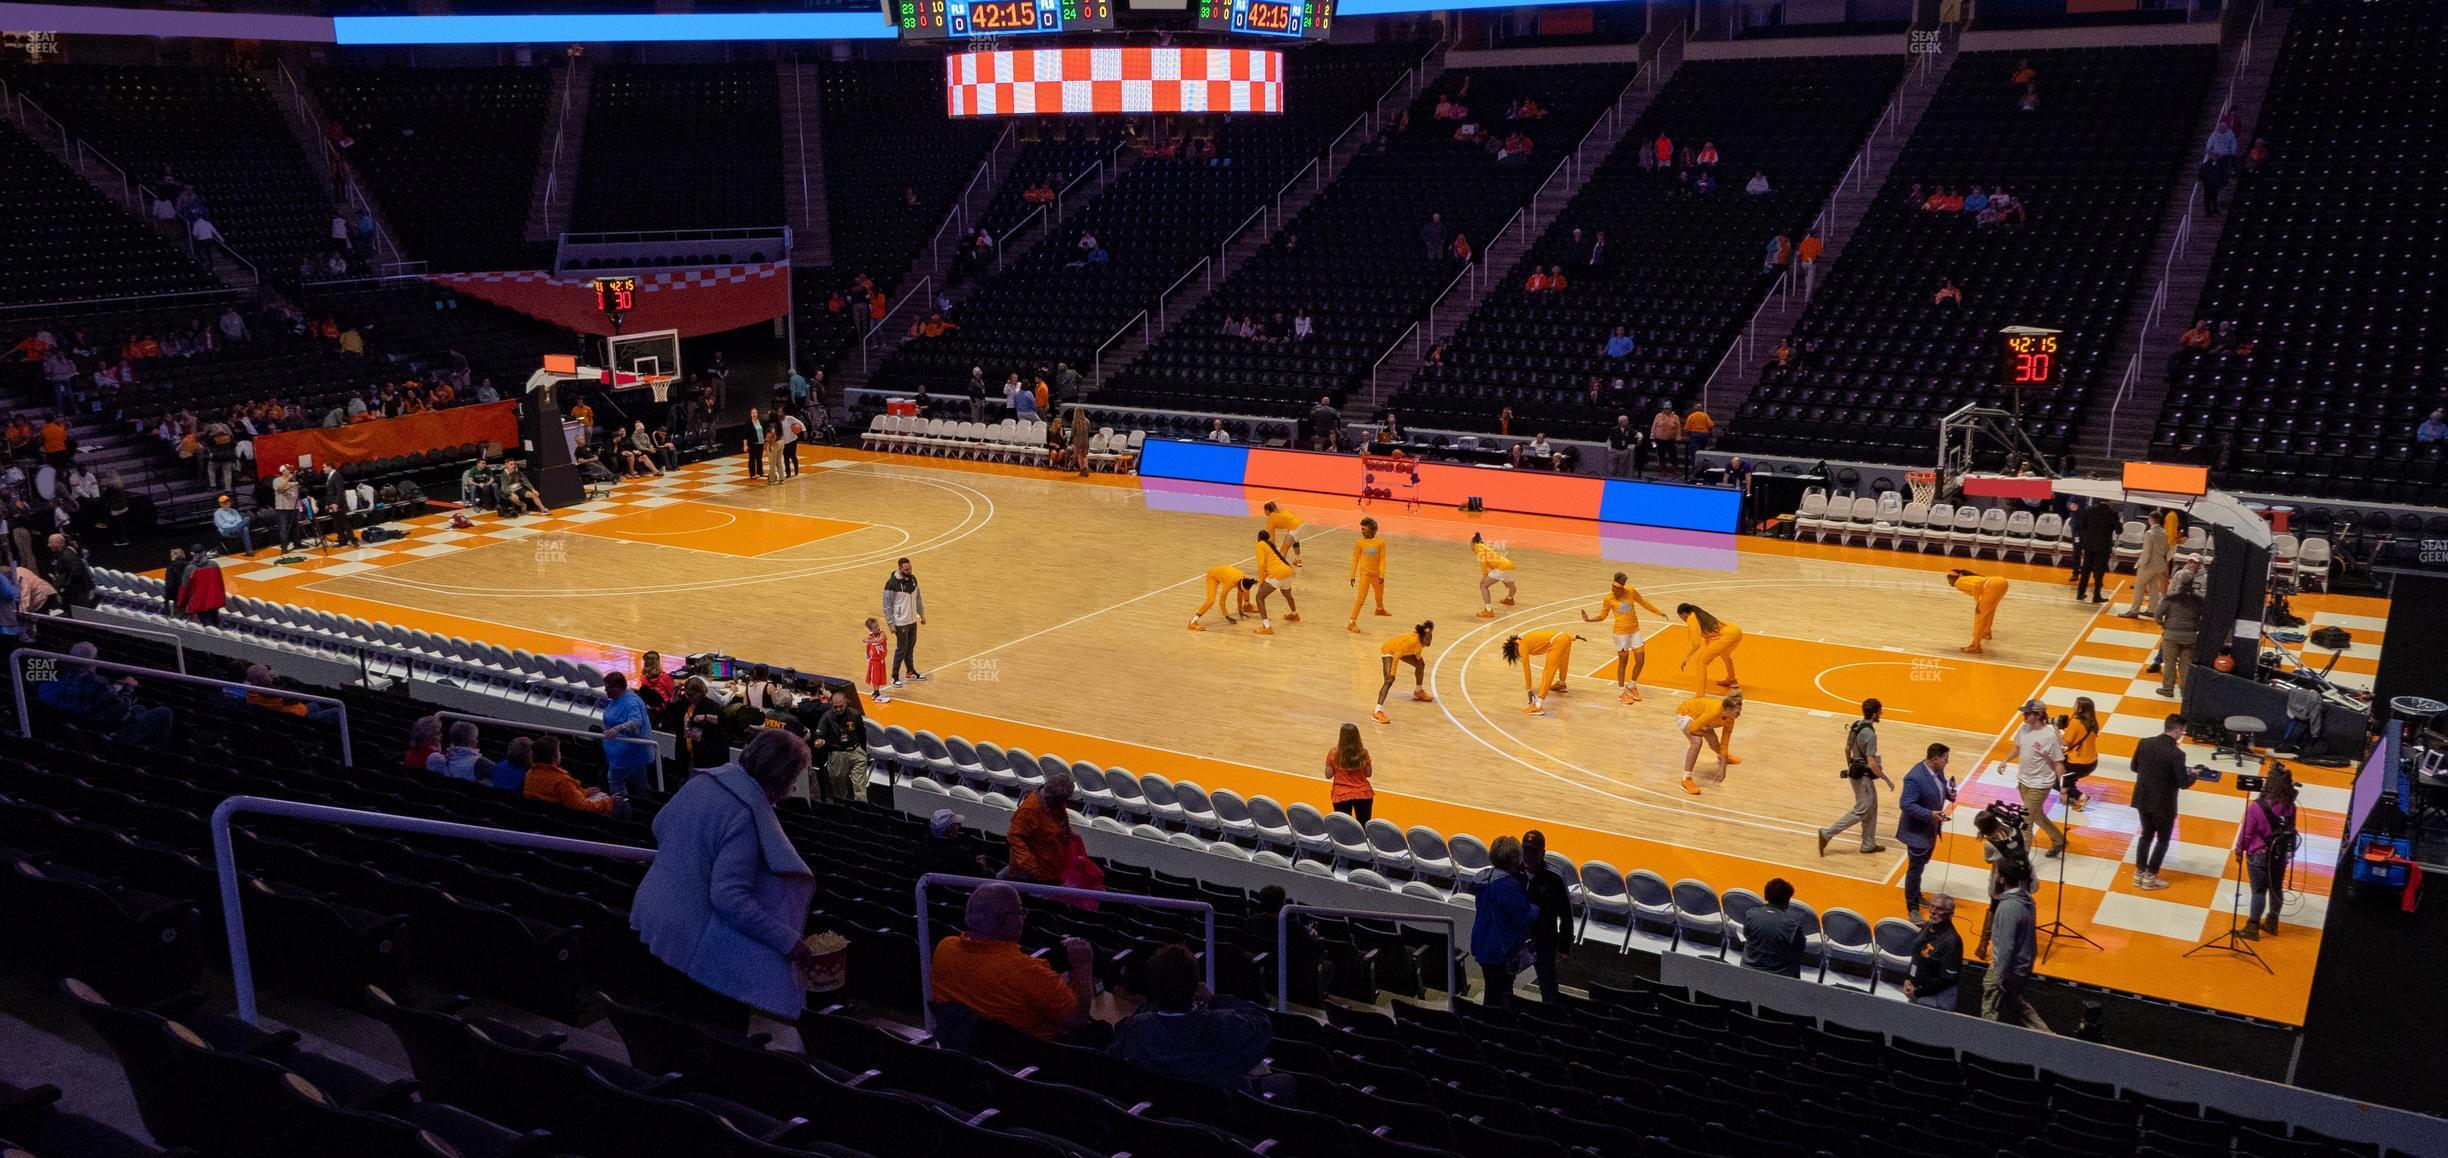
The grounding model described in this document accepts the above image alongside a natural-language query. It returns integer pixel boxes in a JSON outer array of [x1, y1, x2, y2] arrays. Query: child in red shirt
[[865, 617, 890, 704]]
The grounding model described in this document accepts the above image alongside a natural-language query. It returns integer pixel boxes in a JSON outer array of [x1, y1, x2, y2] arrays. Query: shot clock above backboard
[[1998, 325, 2064, 393]]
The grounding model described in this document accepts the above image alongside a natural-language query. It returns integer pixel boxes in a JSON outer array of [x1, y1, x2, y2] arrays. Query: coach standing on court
[[2073, 499, 2119, 604], [883, 558, 928, 688]]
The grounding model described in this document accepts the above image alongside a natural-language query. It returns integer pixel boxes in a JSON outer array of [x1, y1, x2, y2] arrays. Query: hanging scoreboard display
[[897, 0, 1114, 39], [1194, 0, 1333, 38]]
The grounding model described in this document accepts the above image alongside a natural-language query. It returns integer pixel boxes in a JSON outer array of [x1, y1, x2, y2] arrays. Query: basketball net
[[1907, 470, 1939, 506]]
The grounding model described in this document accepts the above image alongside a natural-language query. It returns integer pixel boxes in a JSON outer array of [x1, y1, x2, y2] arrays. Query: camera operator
[[1981, 856, 2049, 1031], [1816, 698, 1892, 856], [2129, 713, 2195, 891], [1971, 800, 2029, 961]]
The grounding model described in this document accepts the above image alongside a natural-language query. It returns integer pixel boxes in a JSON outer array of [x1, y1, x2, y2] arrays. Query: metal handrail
[[861, 274, 935, 372], [916, 872, 1215, 1031], [930, 202, 969, 275], [1700, 270, 1788, 412], [1528, 161, 1565, 233], [1373, 68, 1413, 128], [1218, 205, 1267, 265], [1426, 261, 1472, 339], [11, 650, 352, 766], [2108, 352, 2143, 460], [1092, 309, 1149, 386], [1055, 159, 1101, 219], [997, 204, 1046, 270], [1274, 156, 1318, 227], [1413, 39, 1441, 94], [1158, 256, 1210, 328], [1372, 320, 1420, 404], [541, 59, 579, 218], [791, 62, 811, 248], [54, 616, 188, 674], [77, 139, 132, 207], [20, 94, 70, 152], [433, 710, 663, 792], [1326, 113, 1366, 163], [1276, 904, 1455, 1011], [1480, 207, 1525, 293], [213, 797, 654, 1023]]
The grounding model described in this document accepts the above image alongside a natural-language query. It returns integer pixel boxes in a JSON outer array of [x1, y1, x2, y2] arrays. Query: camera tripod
[[2035, 781, 2101, 962], [2184, 848, 2271, 973]]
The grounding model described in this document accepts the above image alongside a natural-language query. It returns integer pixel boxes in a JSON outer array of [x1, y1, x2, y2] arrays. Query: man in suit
[[2072, 499, 2121, 603], [2129, 713, 2194, 890], [1896, 742, 1956, 921]]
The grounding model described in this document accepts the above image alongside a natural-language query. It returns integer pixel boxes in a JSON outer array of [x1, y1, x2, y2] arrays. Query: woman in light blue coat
[[629, 729, 816, 1028]]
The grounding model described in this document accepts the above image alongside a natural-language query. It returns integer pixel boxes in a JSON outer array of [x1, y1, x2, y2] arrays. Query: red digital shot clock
[[1997, 325, 2063, 392]]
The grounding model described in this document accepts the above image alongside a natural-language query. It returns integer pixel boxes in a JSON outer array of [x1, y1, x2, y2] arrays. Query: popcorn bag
[[800, 930, 851, 993]]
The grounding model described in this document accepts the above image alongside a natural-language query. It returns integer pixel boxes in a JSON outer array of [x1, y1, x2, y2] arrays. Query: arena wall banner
[[1135, 439, 1741, 533], [426, 264, 790, 338], [254, 401, 521, 478]]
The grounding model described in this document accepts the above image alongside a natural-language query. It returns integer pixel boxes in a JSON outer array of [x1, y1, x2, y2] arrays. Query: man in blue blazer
[[1896, 742, 1957, 921]]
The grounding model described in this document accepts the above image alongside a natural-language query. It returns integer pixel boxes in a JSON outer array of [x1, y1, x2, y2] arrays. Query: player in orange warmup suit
[[1946, 570, 2009, 654]]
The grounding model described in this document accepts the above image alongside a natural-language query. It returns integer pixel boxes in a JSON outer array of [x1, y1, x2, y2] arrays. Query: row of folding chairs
[[860, 414, 1144, 471], [1797, 489, 2077, 563]]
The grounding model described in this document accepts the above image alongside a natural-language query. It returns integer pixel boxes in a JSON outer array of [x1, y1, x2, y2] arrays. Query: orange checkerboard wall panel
[[945, 46, 1282, 116]]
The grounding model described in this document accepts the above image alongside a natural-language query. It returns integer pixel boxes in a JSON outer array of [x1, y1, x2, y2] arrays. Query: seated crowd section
[[2150, 0, 2447, 503], [1726, 46, 2215, 463], [1097, 63, 1637, 421], [309, 66, 559, 272], [0, 602, 2403, 1158], [4, 64, 335, 280], [569, 64, 783, 234], [0, 120, 217, 308], [1386, 54, 1909, 443], [867, 43, 1426, 397]]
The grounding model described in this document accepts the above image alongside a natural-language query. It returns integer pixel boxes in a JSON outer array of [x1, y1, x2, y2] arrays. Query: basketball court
[[188, 447, 2377, 1025]]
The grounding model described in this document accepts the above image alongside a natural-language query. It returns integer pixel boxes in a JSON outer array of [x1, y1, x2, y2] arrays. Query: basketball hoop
[[1907, 470, 1939, 506], [646, 376, 672, 404]]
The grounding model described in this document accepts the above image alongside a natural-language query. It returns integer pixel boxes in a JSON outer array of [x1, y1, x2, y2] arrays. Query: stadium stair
[[1692, 37, 1954, 433], [2081, 0, 2291, 470], [1082, 44, 1449, 398], [1353, 34, 1674, 430], [266, 63, 414, 273], [522, 57, 589, 246], [779, 60, 835, 268]]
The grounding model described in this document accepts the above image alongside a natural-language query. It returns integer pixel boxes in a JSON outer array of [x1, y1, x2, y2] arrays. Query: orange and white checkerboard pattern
[[945, 46, 1282, 117]]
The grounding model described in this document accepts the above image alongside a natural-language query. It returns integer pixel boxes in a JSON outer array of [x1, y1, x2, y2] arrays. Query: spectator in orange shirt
[[930, 881, 1096, 1043], [523, 735, 615, 815], [1004, 770, 1076, 884], [1682, 406, 1716, 479], [1795, 231, 1824, 300]]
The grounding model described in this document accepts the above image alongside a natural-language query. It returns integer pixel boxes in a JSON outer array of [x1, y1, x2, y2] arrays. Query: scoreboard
[[1997, 325, 2064, 393], [1195, 0, 1333, 38], [897, 0, 1115, 39]]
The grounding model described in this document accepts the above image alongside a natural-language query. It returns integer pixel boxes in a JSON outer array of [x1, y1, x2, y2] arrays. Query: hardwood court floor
[[197, 449, 2374, 1025]]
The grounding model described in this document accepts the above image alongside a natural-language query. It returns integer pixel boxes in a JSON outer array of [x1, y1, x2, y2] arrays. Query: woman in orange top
[[1325, 722, 1376, 822], [1674, 603, 1743, 693], [1373, 620, 1435, 725], [2059, 696, 2101, 812]]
